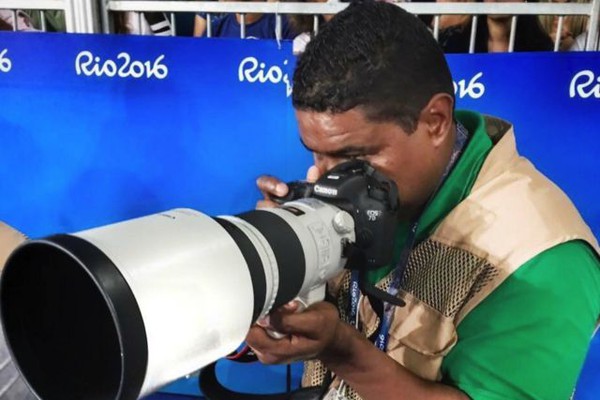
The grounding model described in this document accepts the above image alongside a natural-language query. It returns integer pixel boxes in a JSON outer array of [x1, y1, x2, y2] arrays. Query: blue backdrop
[[0, 32, 598, 399]]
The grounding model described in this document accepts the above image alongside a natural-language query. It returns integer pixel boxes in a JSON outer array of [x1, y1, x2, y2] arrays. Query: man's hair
[[292, 1, 455, 132]]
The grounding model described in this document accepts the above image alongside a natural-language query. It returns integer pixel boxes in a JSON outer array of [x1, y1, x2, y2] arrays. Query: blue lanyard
[[347, 122, 469, 351]]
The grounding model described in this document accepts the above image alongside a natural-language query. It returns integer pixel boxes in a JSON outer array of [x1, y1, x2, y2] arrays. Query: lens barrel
[[0, 202, 354, 400]]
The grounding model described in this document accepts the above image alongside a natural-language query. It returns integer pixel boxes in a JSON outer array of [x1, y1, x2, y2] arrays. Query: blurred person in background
[[569, 12, 600, 50], [286, 0, 335, 54], [540, 0, 599, 51], [539, 0, 589, 50], [193, 0, 221, 36], [439, 0, 554, 52], [0, 10, 37, 31], [436, 0, 474, 30], [0, 17, 11, 30], [114, 11, 174, 35], [193, 0, 294, 39], [29, 10, 66, 32]]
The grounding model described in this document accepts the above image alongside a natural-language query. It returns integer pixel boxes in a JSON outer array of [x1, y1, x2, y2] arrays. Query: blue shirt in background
[[201, 13, 295, 39]]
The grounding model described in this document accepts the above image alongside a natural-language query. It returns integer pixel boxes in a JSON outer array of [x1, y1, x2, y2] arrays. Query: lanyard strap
[[347, 121, 469, 351]]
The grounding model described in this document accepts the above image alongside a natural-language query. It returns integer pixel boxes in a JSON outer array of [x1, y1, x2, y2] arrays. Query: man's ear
[[419, 93, 455, 148]]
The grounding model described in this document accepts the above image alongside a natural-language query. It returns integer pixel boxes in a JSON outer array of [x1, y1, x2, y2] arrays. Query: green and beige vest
[[303, 117, 600, 398]]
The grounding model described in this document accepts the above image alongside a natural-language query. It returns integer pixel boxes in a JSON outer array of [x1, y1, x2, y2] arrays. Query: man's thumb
[[306, 165, 321, 183]]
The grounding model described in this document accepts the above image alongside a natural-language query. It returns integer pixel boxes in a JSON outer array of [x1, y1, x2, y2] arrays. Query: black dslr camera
[[274, 159, 400, 271]]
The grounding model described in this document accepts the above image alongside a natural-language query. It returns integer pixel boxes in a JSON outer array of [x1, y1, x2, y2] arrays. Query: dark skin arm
[[247, 301, 468, 400]]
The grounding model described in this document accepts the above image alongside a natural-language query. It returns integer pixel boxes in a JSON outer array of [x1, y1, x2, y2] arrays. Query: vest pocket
[[384, 292, 458, 381]]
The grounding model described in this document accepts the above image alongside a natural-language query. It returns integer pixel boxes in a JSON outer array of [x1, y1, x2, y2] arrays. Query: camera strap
[[348, 121, 469, 351]]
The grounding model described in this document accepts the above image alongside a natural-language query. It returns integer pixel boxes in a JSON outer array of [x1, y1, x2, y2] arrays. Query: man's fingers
[[247, 325, 315, 364], [269, 303, 338, 339], [256, 199, 279, 209], [306, 165, 321, 183], [256, 301, 300, 329], [246, 325, 283, 364], [246, 302, 340, 364], [280, 300, 302, 312], [256, 175, 288, 209], [256, 176, 288, 198]]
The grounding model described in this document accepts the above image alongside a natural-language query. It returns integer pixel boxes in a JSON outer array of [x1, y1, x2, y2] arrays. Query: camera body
[[278, 160, 400, 270]]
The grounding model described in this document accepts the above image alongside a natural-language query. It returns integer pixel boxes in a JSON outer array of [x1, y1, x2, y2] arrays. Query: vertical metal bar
[[11, 9, 17, 31], [138, 11, 144, 35], [469, 16, 478, 54], [586, 0, 600, 50], [87, 0, 101, 33], [82, 0, 89, 33], [63, 0, 76, 32], [433, 15, 440, 41], [170, 12, 176, 36], [554, 16, 564, 51], [100, 0, 110, 33], [313, 14, 319, 35], [276, 13, 282, 41], [508, 15, 518, 52], [83, 0, 96, 33], [75, 0, 86, 33], [40, 10, 47, 32], [240, 13, 246, 39], [207, 13, 212, 37]]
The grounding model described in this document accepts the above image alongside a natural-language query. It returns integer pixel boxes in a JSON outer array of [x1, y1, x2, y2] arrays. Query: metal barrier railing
[[104, 1, 600, 51], [0, 0, 100, 33], [1, 0, 599, 51], [1, 0, 72, 32]]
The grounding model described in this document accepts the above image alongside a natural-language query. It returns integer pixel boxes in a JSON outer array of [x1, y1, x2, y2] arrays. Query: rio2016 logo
[[238, 56, 292, 97], [453, 72, 485, 99], [569, 70, 600, 99], [238, 58, 486, 100], [0, 49, 12, 73], [75, 50, 168, 79]]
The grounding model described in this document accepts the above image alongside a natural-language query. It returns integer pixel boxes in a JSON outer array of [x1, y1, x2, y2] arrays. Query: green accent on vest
[[441, 241, 600, 399], [362, 110, 600, 398], [366, 110, 492, 284]]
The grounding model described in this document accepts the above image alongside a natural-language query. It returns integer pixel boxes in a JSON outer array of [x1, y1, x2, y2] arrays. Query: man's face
[[296, 108, 449, 220]]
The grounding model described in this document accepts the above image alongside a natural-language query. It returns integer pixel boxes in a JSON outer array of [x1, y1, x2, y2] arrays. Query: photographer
[[246, 2, 600, 399]]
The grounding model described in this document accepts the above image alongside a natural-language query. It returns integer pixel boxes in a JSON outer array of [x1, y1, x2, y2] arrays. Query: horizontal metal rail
[[0, 0, 66, 10], [0, 0, 101, 33], [106, 1, 594, 16], [105, 0, 599, 50], [3, 0, 598, 51], [0, 0, 76, 32]]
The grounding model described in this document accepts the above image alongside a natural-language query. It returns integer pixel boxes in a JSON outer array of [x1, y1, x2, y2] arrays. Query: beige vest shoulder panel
[[431, 120, 599, 323]]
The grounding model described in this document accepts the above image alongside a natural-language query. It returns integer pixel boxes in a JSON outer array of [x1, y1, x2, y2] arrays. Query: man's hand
[[246, 300, 345, 364], [247, 302, 469, 400], [255, 175, 289, 209], [255, 166, 321, 209]]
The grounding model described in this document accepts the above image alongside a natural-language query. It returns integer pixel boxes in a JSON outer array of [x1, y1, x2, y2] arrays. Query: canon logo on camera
[[314, 185, 338, 197]]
